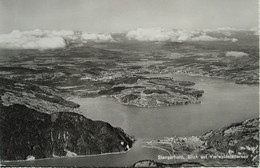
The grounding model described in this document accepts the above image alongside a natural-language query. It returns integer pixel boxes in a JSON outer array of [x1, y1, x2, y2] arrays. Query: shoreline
[[1, 149, 131, 163]]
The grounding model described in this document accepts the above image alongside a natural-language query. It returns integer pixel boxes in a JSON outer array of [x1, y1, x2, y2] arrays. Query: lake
[[3, 74, 258, 167], [73, 74, 259, 138]]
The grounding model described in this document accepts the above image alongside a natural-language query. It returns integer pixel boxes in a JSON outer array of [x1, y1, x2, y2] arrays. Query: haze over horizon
[[0, 0, 258, 33]]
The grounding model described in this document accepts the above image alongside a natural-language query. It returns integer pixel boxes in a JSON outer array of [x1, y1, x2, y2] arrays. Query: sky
[[0, 0, 258, 33]]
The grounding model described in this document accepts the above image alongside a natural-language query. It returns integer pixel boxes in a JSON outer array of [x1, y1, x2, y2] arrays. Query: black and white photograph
[[0, 0, 259, 167]]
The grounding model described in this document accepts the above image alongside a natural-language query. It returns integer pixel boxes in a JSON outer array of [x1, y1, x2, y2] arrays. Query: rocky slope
[[201, 118, 259, 164], [142, 118, 259, 167], [0, 104, 133, 160], [0, 77, 133, 161], [0, 77, 79, 114]]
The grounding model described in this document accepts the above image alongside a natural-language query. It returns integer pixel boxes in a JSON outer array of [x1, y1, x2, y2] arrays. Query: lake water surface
[[74, 74, 259, 138], [3, 75, 259, 167]]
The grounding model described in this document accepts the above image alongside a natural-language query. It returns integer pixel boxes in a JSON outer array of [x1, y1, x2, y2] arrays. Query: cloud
[[126, 28, 237, 42], [225, 51, 248, 57], [81, 33, 113, 42], [0, 29, 114, 50], [0, 28, 241, 50], [204, 27, 246, 32], [126, 28, 179, 42], [50, 30, 77, 41], [231, 38, 238, 42], [191, 35, 238, 42], [191, 35, 221, 41], [0, 30, 66, 50]]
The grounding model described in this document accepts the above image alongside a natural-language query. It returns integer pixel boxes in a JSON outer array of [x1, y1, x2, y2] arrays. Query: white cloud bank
[[126, 28, 238, 42], [0, 29, 114, 50], [191, 35, 220, 41], [225, 51, 248, 57], [0, 28, 242, 50], [81, 33, 113, 42], [127, 28, 179, 41], [0, 30, 66, 50]]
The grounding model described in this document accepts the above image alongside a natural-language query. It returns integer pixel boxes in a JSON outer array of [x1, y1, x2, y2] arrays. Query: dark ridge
[[0, 104, 133, 160], [133, 159, 204, 167]]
